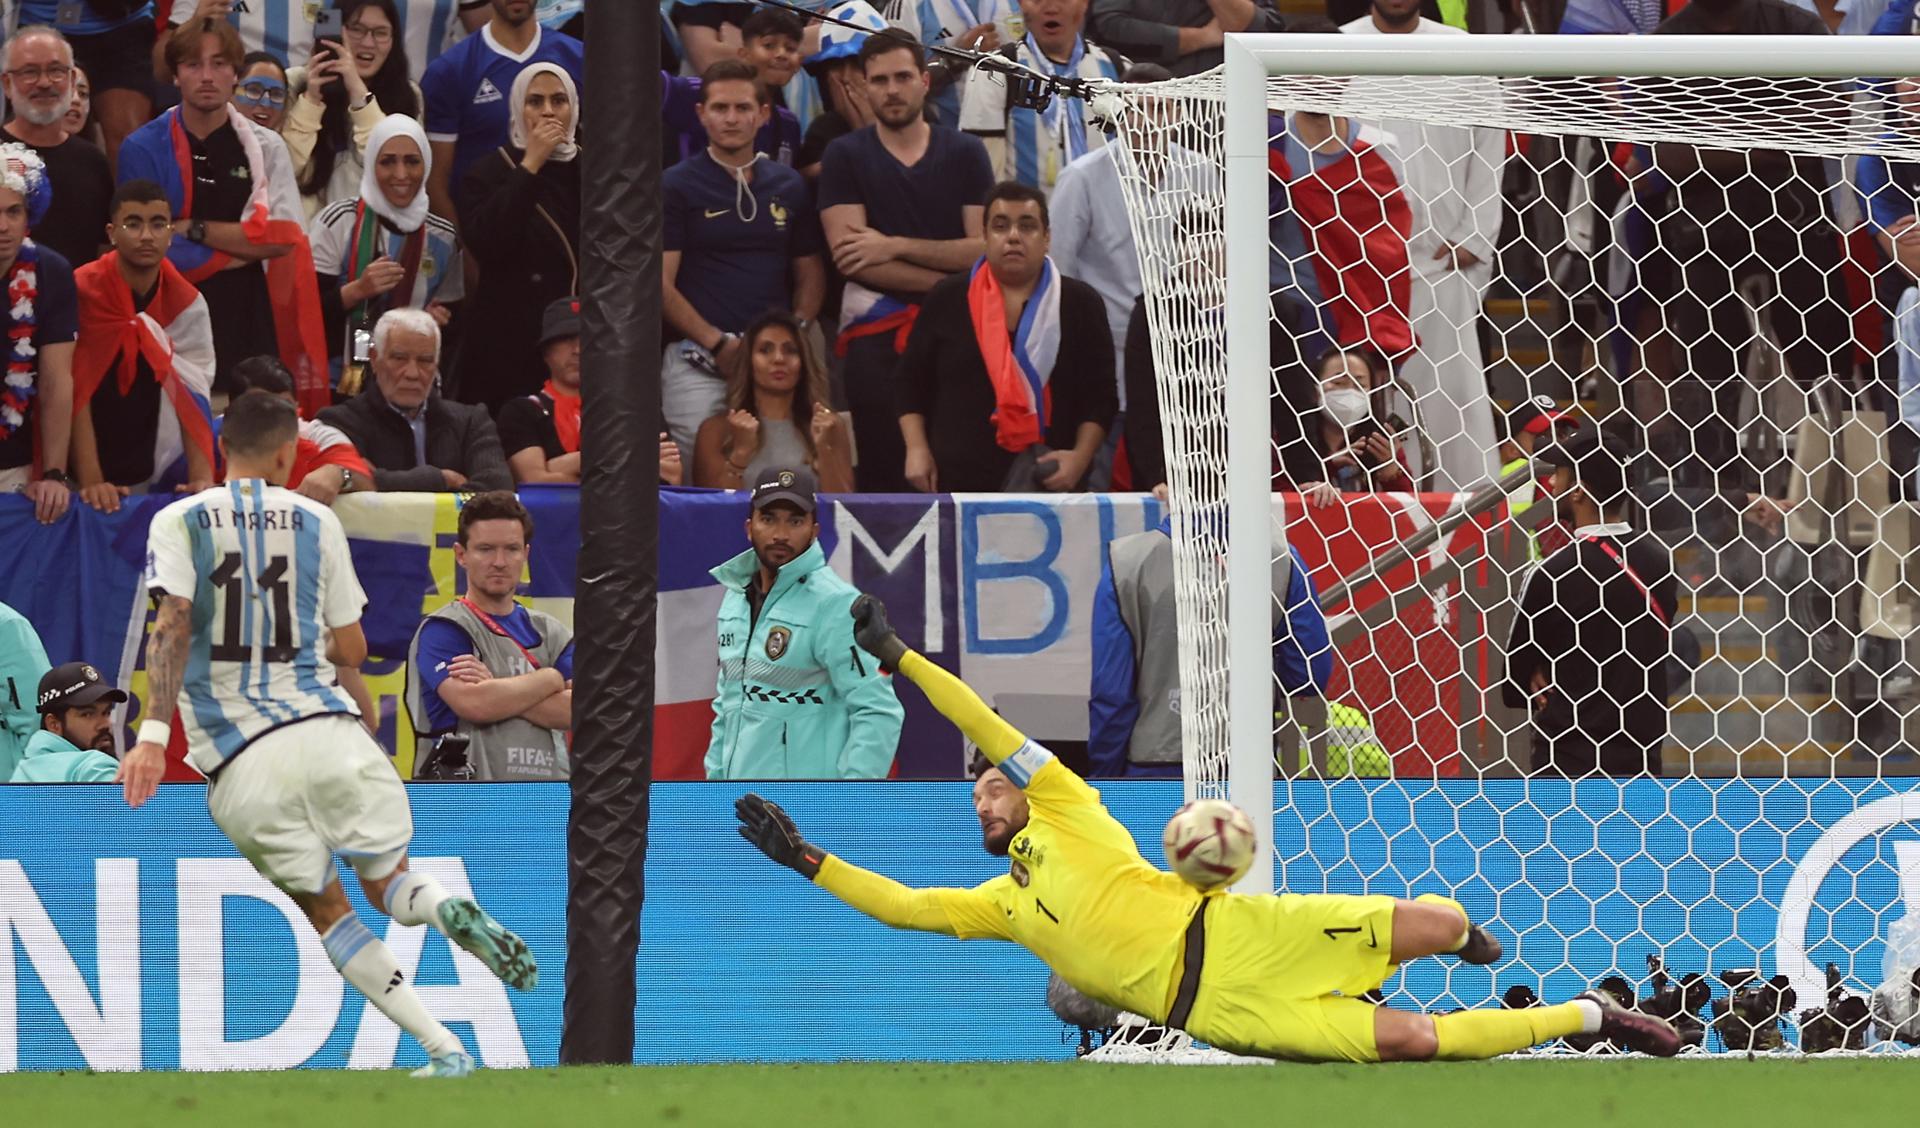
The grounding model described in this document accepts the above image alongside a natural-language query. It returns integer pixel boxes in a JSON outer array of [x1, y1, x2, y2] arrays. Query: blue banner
[[3, 778, 1916, 1069]]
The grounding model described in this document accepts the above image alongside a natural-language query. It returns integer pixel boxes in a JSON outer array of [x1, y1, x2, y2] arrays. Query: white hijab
[[360, 114, 432, 232], [508, 62, 580, 164]]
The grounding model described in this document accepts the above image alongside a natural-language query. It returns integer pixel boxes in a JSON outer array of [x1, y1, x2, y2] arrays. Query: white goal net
[[1100, 33, 1920, 1054]]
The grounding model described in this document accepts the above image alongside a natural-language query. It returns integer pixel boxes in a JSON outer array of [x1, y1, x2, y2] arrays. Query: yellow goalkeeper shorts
[[1181, 892, 1399, 1063]]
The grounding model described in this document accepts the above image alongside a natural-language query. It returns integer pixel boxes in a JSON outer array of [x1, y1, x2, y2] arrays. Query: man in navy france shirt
[[815, 34, 992, 492], [660, 61, 827, 466]]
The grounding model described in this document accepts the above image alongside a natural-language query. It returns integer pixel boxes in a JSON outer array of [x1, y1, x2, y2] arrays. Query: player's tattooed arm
[[145, 596, 193, 728], [119, 595, 192, 808]]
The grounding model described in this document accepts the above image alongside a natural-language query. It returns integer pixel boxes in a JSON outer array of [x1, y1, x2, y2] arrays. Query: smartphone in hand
[[314, 7, 344, 44]]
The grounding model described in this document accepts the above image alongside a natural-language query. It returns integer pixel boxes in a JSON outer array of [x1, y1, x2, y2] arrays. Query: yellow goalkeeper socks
[[1431, 1003, 1588, 1060], [1415, 893, 1471, 952], [897, 650, 1026, 762]]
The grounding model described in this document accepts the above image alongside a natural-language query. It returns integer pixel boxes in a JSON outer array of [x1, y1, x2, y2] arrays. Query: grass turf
[[3, 1059, 1913, 1128]]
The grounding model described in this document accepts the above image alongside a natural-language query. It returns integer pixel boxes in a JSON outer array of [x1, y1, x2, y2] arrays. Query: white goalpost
[[1100, 33, 1920, 1054]]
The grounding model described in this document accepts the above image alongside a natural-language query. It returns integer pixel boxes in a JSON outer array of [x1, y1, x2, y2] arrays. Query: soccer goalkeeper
[[734, 595, 1682, 1063]]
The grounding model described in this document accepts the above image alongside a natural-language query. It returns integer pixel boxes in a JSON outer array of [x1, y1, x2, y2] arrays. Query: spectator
[[1497, 394, 1576, 561], [16, 0, 157, 177], [960, 0, 1125, 196], [0, 144, 79, 526], [692, 310, 852, 491], [454, 61, 580, 413], [661, 10, 809, 168], [1269, 107, 1413, 364], [286, 2, 424, 218], [163, 0, 328, 74], [119, 18, 328, 400], [422, 0, 583, 226], [793, 0, 884, 181], [69, 179, 217, 514], [1297, 345, 1411, 506], [1089, 518, 1331, 776], [1649, 0, 1850, 495], [2, 27, 114, 268], [897, 181, 1115, 492], [898, 0, 1014, 126], [1342, 0, 1505, 493], [311, 114, 462, 391], [502, 296, 685, 485], [1123, 292, 1321, 497], [670, 0, 760, 75], [0, 600, 52, 779], [231, 51, 290, 133], [10, 661, 124, 783], [399, 0, 491, 84], [1504, 427, 1677, 776], [318, 307, 512, 492], [226, 354, 378, 505], [1051, 61, 1175, 381], [819, 34, 994, 491], [63, 66, 107, 153], [661, 61, 826, 464], [1088, 0, 1284, 77], [704, 466, 904, 780], [405, 489, 572, 781]]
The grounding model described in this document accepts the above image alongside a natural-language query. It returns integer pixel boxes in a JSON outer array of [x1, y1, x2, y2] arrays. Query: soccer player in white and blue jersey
[[117, 391, 536, 1079]]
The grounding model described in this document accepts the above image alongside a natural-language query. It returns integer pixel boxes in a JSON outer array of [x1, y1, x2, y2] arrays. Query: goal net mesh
[[1101, 60, 1920, 1053]]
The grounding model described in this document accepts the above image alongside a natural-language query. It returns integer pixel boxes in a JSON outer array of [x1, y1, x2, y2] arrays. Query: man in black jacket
[[1503, 427, 1677, 777], [896, 181, 1116, 494], [319, 309, 512, 494]]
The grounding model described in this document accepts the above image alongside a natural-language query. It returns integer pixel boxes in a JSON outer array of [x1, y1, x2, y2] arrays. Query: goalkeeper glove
[[735, 793, 825, 879], [851, 594, 908, 672]]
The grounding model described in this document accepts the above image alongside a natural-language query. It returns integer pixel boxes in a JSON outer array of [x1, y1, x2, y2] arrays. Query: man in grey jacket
[[319, 309, 512, 494]]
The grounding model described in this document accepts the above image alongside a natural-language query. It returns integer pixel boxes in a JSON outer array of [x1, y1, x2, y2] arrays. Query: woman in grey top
[[693, 310, 854, 492]]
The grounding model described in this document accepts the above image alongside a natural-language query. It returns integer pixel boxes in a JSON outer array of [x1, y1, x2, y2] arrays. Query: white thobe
[[1341, 16, 1507, 493]]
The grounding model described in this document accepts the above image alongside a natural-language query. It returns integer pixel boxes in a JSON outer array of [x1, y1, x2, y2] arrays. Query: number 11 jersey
[[145, 480, 367, 776]]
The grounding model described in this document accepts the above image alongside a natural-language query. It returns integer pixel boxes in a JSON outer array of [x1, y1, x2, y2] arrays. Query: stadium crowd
[[3, 0, 1920, 782]]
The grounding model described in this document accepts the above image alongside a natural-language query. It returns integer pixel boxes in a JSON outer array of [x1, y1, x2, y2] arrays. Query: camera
[[1638, 955, 1710, 1049], [416, 732, 474, 781], [1709, 968, 1795, 1052], [1798, 962, 1870, 1053]]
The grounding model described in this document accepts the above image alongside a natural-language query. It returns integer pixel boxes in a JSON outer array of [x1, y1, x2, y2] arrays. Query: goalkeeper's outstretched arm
[[734, 794, 1011, 940], [851, 596, 1096, 807]]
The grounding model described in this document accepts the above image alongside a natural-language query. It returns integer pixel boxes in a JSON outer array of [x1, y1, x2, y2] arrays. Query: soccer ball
[[1162, 799, 1257, 891]]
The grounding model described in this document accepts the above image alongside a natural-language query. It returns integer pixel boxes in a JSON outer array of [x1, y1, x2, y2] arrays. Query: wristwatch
[[187, 218, 207, 243], [338, 467, 356, 493], [41, 467, 68, 485]]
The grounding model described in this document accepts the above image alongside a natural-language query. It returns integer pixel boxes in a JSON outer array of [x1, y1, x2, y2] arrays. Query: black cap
[[36, 662, 128, 713], [538, 297, 582, 347], [1541, 423, 1628, 506], [749, 466, 817, 513], [1505, 394, 1573, 441]]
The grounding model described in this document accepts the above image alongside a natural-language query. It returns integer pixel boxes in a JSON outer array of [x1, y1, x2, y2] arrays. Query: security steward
[[704, 467, 905, 779]]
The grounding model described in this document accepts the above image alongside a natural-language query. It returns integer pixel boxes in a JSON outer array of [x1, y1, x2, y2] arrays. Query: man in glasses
[[0, 26, 112, 267]]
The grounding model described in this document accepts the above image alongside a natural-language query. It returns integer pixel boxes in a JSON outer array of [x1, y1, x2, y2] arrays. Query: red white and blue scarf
[[967, 254, 1061, 453]]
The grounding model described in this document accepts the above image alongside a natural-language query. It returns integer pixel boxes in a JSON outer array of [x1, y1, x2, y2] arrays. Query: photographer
[[1297, 346, 1410, 507], [404, 491, 571, 781]]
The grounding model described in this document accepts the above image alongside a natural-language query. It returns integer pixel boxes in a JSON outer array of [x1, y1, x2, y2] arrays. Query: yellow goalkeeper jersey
[[814, 741, 1205, 1021]]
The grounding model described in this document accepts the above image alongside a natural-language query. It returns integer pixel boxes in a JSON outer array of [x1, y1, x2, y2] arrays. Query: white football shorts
[[208, 713, 413, 895]]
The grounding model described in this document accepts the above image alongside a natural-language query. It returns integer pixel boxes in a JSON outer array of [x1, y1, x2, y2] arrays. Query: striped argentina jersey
[[144, 481, 365, 774]]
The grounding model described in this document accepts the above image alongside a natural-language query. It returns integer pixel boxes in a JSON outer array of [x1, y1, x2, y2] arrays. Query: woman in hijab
[[284, 0, 422, 218], [455, 62, 581, 415], [309, 114, 464, 397]]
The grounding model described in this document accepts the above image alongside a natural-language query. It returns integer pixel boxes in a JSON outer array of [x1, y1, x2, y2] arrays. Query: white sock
[[1573, 998, 1605, 1033], [384, 870, 452, 929], [322, 912, 463, 1059]]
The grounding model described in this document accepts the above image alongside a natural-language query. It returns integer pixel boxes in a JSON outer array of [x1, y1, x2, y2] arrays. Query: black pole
[[564, 0, 660, 1065]]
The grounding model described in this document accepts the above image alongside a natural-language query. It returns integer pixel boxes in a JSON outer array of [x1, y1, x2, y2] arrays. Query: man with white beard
[[0, 26, 113, 267], [1341, 0, 1504, 493]]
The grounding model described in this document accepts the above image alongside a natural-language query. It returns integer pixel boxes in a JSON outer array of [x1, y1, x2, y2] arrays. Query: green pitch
[[4, 1059, 1913, 1128]]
